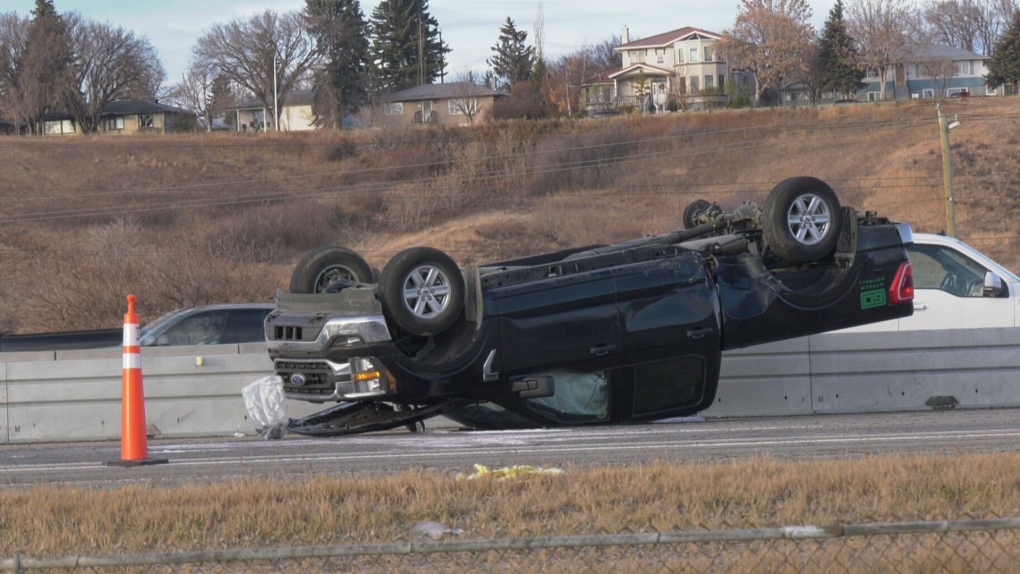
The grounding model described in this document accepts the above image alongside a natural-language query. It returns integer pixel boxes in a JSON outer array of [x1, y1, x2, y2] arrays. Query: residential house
[[379, 82, 507, 127], [582, 26, 754, 115], [227, 88, 315, 132], [38, 100, 193, 136], [860, 44, 994, 101], [0, 118, 16, 135]]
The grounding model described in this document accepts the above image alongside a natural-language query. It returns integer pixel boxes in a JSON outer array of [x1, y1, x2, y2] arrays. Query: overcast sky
[[4, 0, 839, 84]]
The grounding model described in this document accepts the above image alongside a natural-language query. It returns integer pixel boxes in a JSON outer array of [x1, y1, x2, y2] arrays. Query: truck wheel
[[289, 246, 375, 294], [683, 199, 713, 229], [762, 177, 843, 263], [379, 247, 464, 337]]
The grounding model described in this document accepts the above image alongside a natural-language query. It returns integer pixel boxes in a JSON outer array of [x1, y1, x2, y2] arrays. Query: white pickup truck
[[846, 232, 1020, 331]]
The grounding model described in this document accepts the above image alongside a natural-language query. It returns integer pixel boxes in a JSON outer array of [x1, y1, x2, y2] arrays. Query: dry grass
[[2, 98, 1020, 332], [0, 453, 1019, 556]]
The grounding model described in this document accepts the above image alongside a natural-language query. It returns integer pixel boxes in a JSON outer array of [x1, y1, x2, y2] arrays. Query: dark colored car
[[265, 177, 915, 436], [140, 303, 275, 347]]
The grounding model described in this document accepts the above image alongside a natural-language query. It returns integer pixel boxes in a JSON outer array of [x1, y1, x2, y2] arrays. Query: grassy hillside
[[2, 97, 1019, 333]]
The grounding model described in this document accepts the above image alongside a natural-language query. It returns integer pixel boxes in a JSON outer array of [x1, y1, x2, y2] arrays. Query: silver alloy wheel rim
[[401, 264, 451, 318], [315, 265, 359, 293], [786, 193, 832, 245]]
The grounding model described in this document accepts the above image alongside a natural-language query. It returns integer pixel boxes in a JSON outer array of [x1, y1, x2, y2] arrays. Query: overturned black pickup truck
[[265, 177, 915, 436]]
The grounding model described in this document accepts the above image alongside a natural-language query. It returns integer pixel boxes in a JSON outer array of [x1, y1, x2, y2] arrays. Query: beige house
[[228, 89, 315, 132], [38, 100, 192, 136], [583, 26, 754, 115], [379, 82, 507, 127]]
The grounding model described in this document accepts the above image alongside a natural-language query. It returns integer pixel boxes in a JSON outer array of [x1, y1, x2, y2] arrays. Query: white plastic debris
[[410, 521, 465, 540], [241, 375, 289, 440]]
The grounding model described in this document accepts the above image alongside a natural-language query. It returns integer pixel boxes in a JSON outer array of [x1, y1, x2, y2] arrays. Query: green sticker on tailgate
[[861, 289, 887, 309]]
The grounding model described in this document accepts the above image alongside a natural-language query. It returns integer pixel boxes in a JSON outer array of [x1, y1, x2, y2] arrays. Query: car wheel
[[683, 199, 713, 229], [762, 177, 843, 263], [379, 247, 464, 337], [289, 246, 375, 294]]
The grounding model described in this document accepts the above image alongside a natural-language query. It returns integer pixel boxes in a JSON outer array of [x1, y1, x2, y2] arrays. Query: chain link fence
[[2, 517, 1018, 573]]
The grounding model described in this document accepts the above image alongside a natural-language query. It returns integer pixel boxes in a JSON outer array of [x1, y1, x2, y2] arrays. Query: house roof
[[907, 44, 988, 62], [39, 100, 191, 121], [382, 82, 508, 102], [617, 27, 722, 50], [607, 63, 674, 80], [103, 100, 190, 116], [231, 88, 315, 110]]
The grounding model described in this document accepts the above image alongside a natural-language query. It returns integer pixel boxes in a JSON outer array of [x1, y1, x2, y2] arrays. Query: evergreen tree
[[816, 0, 864, 98], [487, 17, 533, 89], [986, 10, 1020, 92], [305, 0, 370, 127], [22, 0, 71, 133], [369, 0, 449, 93]]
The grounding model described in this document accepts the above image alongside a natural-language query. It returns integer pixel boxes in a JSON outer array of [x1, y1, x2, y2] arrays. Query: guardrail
[[2, 327, 1019, 443]]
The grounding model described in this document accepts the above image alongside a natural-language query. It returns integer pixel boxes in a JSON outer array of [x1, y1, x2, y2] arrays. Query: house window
[[107, 117, 124, 131], [689, 47, 699, 63], [988, 85, 998, 96], [385, 102, 403, 115], [956, 61, 972, 75], [868, 92, 881, 101], [448, 98, 478, 115], [922, 88, 935, 99], [138, 114, 154, 129], [718, 75, 726, 89], [655, 49, 664, 63], [43, 119, 74, 135], [704, 46, 714, 62], [690, 76, 700, 92], [676, 49, 684, 64], [704, 75, 714, 89]]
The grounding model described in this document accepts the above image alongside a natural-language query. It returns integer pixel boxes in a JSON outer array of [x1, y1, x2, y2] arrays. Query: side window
[[632, 356, 705, 416], [525, 370, 609, 424], [221, 309, 271, 344], [162, 311, 229, 345], [907, 244, 988, 297]]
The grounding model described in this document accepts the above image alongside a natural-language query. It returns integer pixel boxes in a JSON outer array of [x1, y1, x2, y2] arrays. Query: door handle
[[687, 326, 714, 340], [913, 302, 927, 311], [590, 343, 617, 356]]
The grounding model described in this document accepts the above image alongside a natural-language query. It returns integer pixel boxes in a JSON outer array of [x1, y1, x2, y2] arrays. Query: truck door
[[613, 252, 722, 420], [492, 268, 621, 424]]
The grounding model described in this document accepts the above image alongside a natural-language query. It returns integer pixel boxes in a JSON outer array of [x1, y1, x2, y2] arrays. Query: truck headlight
[[350, 357, 394, 395]]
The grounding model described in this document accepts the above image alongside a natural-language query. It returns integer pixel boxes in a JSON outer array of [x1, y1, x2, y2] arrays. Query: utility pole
[[273, 52, 279, 132], [937, 104, 959, 237]]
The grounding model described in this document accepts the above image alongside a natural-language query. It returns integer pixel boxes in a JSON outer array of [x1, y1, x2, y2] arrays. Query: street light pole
[[273, 52, 279, 132]]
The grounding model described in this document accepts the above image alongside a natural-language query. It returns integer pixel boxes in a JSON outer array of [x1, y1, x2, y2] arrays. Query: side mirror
[[140, 334, 155, 346], [155, 335, 171, 346], [983, 271, 1005, 297]]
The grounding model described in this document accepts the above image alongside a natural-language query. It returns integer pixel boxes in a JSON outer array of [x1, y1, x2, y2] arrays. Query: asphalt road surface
[[2, 408, 1018, 489]]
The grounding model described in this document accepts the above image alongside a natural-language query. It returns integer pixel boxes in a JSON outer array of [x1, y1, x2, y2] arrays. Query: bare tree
[[918, 55, 958, 97], [448, 72, 486, 124], [719, 0, 816, 106], [846, 0, 917, 101], [62, 14, 165, 134], [923, 0, 981, 52], [164, 61, 220, 131], [0, 12, 30, 131], [194, 10, 318, 130]]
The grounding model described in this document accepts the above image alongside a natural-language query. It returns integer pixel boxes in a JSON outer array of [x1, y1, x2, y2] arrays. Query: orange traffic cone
[[105, 295, 168, 467]]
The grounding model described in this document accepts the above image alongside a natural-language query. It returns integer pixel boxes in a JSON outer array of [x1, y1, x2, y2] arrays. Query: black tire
[[379, 247, 465, 337], [762, 177, 843, 264], [289, 246, 374, 294], [683, 199, 713, 229]]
